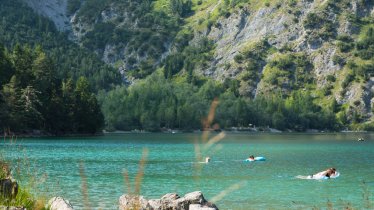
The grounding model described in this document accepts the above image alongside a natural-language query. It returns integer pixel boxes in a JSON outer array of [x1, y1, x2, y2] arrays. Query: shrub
[[304, 13, 323, 29], [67, 0, 81, 15], [332, 55, 345, 66], [337, 41, 354, 52], [234, 54, 244, 63], [341, 72, 354, 89], [326, 74, 336, 82]]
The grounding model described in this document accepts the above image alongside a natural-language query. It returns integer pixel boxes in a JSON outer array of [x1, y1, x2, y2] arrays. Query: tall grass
[[0, 136, 48, 210]]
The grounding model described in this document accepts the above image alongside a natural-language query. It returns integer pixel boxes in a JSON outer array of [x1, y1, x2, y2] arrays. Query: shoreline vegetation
[[1, 127, 369, 138]]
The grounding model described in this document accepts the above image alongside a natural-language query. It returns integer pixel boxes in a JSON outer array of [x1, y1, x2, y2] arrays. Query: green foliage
[[332, 54, 346, 65], [98, 72, 219, 131], [99, 72, 338, 131], [0, 45, 103, 134], [0, 0, 121, 91], [263, 53, 314, 91], [162, 36, 215, 80], [356, 27, 374, 60], [77, 0, 108, 22], [304, 12, 335, 39], [304, 13, 324, 29], [0, 187, 36, 210], [235, 40, 272, 96], [67, 0, 81, 15], [170, 0, 193, 17], [83, 23, 116, 49], [164, 53, 184, 78], [341, 70, 355, 89], [76, 0, 181, 78], [234, 54, 244, 63], [0, 161, 9, 179], [326, 74, 336, 82]]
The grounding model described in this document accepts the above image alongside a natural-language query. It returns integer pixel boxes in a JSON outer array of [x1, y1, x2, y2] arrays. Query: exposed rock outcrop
[[119, 191, 218, 210], [48, 197, 74, 210], [23, 0, 70, 31]]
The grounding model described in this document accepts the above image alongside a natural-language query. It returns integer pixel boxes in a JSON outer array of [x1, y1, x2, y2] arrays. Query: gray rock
[[189, 204, 216, 210], [119, 194, 149, 210], [183, 191, 204, 204], [148, 199, 162, 210], [118, 191, 218, 210], [160, 193, 180, 201], [48, 197, 73, 210]]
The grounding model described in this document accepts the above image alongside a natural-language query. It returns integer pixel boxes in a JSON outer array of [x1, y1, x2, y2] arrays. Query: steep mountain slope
[[24, 0, 71, 31], [1, 0, 121, 90], [18, 0, 374, 129], [195, 0, 374, 121]]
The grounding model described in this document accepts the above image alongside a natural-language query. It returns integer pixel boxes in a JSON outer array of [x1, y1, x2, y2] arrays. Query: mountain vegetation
[[0, 45, 103, 135], [0, 0, 121, 91], [1, 0, 374, 133]]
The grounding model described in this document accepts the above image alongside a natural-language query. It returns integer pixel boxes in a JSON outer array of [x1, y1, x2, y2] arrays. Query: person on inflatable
[[248, 155, 255, 161]]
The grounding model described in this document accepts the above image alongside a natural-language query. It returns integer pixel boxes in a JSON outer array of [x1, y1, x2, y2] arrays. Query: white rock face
[[23, 0, 71, 31], [48, 197, 74, 210]]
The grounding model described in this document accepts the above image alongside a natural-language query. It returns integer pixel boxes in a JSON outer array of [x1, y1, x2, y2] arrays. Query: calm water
[[1, 133, 374, 209]]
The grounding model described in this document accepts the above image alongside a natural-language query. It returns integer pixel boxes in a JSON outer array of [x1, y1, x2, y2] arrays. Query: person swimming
[[205, 156, 211, 163], [248, 155, 255, 161], [312, 168, 336, 178]]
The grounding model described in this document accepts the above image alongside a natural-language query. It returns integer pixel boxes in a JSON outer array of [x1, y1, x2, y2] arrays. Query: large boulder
[[48, 197, 74, 210], [119, 191, 218, 210]]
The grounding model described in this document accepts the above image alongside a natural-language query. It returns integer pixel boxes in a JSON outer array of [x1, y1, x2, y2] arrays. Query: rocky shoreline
[[1, 191, 218, 210], [119, 191, 218, 210]]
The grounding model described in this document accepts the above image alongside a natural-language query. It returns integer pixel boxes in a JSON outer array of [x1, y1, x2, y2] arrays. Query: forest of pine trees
[[0, 45, 103, 135]]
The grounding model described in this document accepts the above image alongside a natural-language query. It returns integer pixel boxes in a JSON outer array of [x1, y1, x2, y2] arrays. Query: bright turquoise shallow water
[[1, 133, 374, 209]]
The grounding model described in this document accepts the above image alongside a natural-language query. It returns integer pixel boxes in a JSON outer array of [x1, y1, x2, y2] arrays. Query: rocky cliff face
[[199, 0, 374, 120], [24, 0, 71, 31], [23, 0, 374, 121]]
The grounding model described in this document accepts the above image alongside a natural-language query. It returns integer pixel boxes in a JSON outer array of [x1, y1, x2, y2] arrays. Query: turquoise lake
[[1, 133, 374, 209]]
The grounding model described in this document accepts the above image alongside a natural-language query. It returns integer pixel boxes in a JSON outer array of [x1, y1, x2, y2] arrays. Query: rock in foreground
[[119, 191, 218, 210], [0, 178, 18, 199], [48, 197, 74, 210]]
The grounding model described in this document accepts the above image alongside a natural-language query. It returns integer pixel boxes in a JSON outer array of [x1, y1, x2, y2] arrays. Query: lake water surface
[[1, 133, 374, 209]]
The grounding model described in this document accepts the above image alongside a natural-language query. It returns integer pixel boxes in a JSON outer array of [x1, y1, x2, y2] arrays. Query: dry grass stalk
[[79, 162, 91, 210], [203, 132, 225, 151], [194, 99, 225, 172], [210, 180, 246, 204], [201, 98, 219, 143], [193, 99, 248, 207], [134, 148, 148, 196], [121, 148, 148, 210]]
